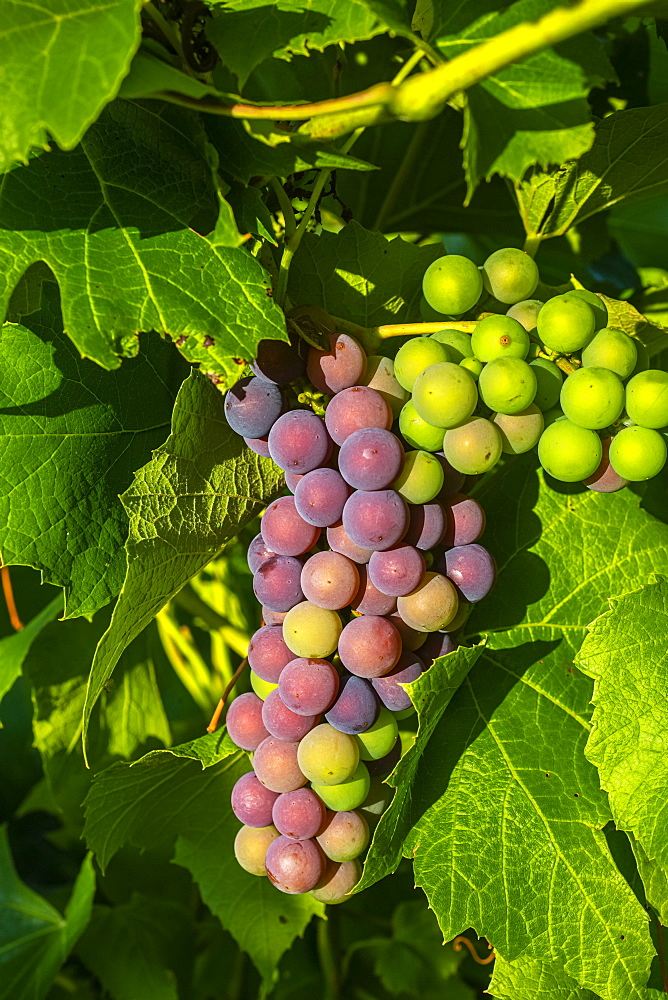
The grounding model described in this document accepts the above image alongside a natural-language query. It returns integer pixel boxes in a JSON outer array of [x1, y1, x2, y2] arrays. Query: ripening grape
[[234, 824, 280, 876], [297, 723, 360, 785], [609, 425, 667, 481], [248, 625, 294, 683], [581, 327, 637, 378], [625, 370, 668, 428], [371, 652, 424, 711], [251, 338, 305, 385], [412, 362, 478, 428], [338, 427, 405, 490], [441, 417, 503, 475], [442, 494, 486, 546], [338, 615, 402, 678], [584, 437, 629, 493], [231, 772, 279, 828], [403, 502, 446, 550], [530, 357, 563, 411], [294, 468, 351, 528], [265, 835, 325, 894], [368, 544, 425, 597], [478, 358, 537, 414], [312, 761, 371, 810], [560, 367, 625, 430], [325, 674, 379, 735], [226, 692, 269, 751], [434, 453, 466, 497], [300, 551, 360, 610], [278, 657, 340, 715], [363, 355, 410, 417], [268, 410, 331, 473], [316, 810, 369, 862], [390, 611, 427, 651], [537, 419, 602, 482], [471, 314, 530, 361], [311, 858, 362, 904], [492, 405, 544, 455], [253, 736, 307, 793], [536, 295, 596, 354], [282, 602, 342, 658], [565, 288, 608, 331], [355, 705, 398, 760], [419, 630, 456, 664], [224, 376, 283, 438], [394, 337, 448, 392], [324, 386, 392, 447], [443, 544, 496, 602], [351, 565, 397, 616], [247, 533, 277, 574], [422, 255, 483, 315], [307, 332, 367, 395], [250, 671, 278, 699], [326, 521, 372, 564], [506, 299, 543, 333], [262, 689, 320, 741], [481, 248, 539, 304], [399, 400, 445, 452], [342, 490, 408, 551], [253, 556, 305, 613], [244, 435, 271, 458], [396, 572, 458, 631], [261, 607, 288, 626], [261, 496, 321, 557], [431, 328, 474, 363], [271, 789, 326, 841]]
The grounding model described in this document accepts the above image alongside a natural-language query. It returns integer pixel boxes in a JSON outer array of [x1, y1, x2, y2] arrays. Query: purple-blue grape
[[402, 502, 446, 550], [351, 566, 397, 616], [244, 435, 271, 458], [368, 544, 425, 597], [247, 533, 277, 574], [338, 428, 404, 491], [442, 494, 486, 546], [371, 652, 425, 712], [326, 522, 373, 565], [253, 556, 304, 612], [226, 692, 269, 750], [342, 490, 408, 552], [268, 410, 331, 474], [419, 630, 456, 665], [443, 544, 496, 602], [231, 771, 279, 827], [261, 689, 320, 741], [294, 468, 352, 527], [261, 496, 321, 557], [251, 338, 305, 385], [325, 675, 379, 734], [225, 376, 283, 438], [248, 625, 294, 682]]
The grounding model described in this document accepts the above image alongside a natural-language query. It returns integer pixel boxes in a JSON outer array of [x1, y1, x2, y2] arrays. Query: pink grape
[[268, 410, 331, 473], [253, 737, 307, 793], [371, 651, 425, 711], [231, 772, 279, 827], [402, 502, 446, 550], [442, 493, 486, 546], [265, 835, 325, 893], [325, 675, 379, 734], [247, 625, 294, 683], [342, 490, 408, 551], [584, 437, 629, 493], [226, 692, 269, 751], [278, 658, 340, 715], [338, 616, 402, 678], [301, 551, 360, 610], [311, 858, 361, 903], [253, 555, 304, 612], [261, 689, 320, 741], [351, 565, 397, 616], [244, 435, 271, 458], [294, 468, 351, 527], [443, 544, 496, 602], [325, 387, 392, 446], [307, 332, 367, 395], [224, 375, 283, 438], [284, 471, 304, 493], [272, 789, 326, 840], [327, 521, 373, 564], [316, 810, 369, 862], [338, 428, 404, 490], [368, 544, 425, 597], [247, 533, 277, 574], [262, 607, 288, 626], [261, 497, 320, 557]]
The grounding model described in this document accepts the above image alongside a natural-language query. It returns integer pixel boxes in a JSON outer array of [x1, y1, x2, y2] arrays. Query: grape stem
[[206, 658, 248, 733], [1, 566, 23, 631]]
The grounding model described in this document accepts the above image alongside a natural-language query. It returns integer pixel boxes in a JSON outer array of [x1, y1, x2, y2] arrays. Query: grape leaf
[[0, 0, 141, 172], [631, 838, 668, 925], [82, 371, 284, 760], [0, 595, 62, 709], [0, 100, 287, 374], [118, 48, 238, 103], [490, 954, 601, 1000], [0, 827, 95, 1000]]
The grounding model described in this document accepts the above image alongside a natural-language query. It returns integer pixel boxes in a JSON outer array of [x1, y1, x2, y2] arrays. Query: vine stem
[[316, 917, 340, 1000], [143, 1, 186, 64], [206, 658, 248, 733], [270, 178, 297, 241]]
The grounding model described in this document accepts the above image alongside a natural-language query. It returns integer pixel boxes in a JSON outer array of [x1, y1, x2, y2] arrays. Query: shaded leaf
[[0, 594, 62, 709]]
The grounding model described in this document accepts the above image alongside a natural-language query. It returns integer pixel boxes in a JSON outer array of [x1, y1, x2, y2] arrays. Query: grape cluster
[[224, 334, 495, 902], [417, 248, 667, 490]]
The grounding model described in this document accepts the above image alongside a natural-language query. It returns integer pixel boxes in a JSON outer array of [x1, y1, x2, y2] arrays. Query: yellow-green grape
[[625, 370, 668, 428], [250, 671, 278, 700], [399, 399, 445, 452], [393, 706, 415, 720], [364, 355, 410, 418], [430, 328, 474, 363], [412, 362, 478, 428], [492, 405, 544, 454], [538, 419, 602, 482], [312, 762, 371, 810], [394, 338, 448, 391], [478, 358, 537, 414], [536, 295, 596, 354], [396, 572, 458, 632], [234, 824, 280, 875], [355, 706, 398, 760], [460, 357, 483, 380], [392, 450, 444, 503], [422, 255, 483, 315], [530, 357, 563, 411], [609, 425, 667, 480], [543, 405, 564, 428], [560, 367, 624, 430], [471, 314, 530, 361], [442, 417, 503, 475], [565, 288, 608, 331], [630, 340, 650, 378], [581, 327, 637, 378], [481, 248, 539, 304], [283, 602, 342, 658], [506, 299, 543, 334], [297, 723, 359, 785]]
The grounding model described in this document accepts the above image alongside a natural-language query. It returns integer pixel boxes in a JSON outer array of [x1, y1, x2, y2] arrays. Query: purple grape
[[338, 616, 402, 678], [443, 544, 496, 602], [307, 332, 367, 395], [301, 551, 360, 610], [253, 737, 307, 793], [244, 435, 271, 458], [390, 611, 426, 651], [342, 490, 409, 552], [325, 675, 379, 734], [371, 651, 425, 711], [419, 630, 456, 664], [272, 789, 326, 840], [262, 689, 319, 741], [402, 503, 446, 550], [253, 556, 304, 613], [248, 625, 294, 683], [351, 566, 397, 615], [226, 692, 269, 751], [265, 835, 325, 893], [434, 452, 466, 498], [368, 544, 425, 597], [262, 607, 288, 626], [442, 494, 486, 546], [338, 428, 405, 490], [247, 533, 277, 574], [324, 387, 392, 446], [231, 772, 279, 827], [278, 658, 340, 715], [365, 738, 402, 777], [251, 338, 305, 385], [294, 468, 352, 527], [327, 522, 373, 564], [284, 471, 304, 493], [268, 410, 331, 474], [225, 376, 283, 438], [261, 496, 321, 557]]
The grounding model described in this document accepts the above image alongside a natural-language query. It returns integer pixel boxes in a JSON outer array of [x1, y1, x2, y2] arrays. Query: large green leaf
[[0, 594, 62, 708], [0, 0, 141, 172], [0, 100, 287, 374], [490, 955, 601, 1000], [82, 371, 283, 759], [0, 827, 95, 1000]]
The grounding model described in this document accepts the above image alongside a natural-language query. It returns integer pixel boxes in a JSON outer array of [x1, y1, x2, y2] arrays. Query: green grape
[[250, 671, 278, 699], [394, 337, 449, 391], [560, 367, 624, 430], [364, 355, 410, 418], [393, 706, 415, 720], [460, 357, 483, 380], [537, 419, 602, 482], [565, 288, 608, 331], [430, 328, 474, 363], [298, 723, 359, 785], [542, 405, 564, 428], [478, 358, 537, 414], [442, 417, 503, 474], [536, 295, 596, 354], [312, 762, 371, 810], [355, 706, 398, 760], [234, 825, 280, 876], [506, 299, 543, 333], [492, 405, 544, 454], [630, 340, 650, 378], [471, 314, 530, 362], [358, 778, 392, 830], [481, 248, 540, 304], [422, 255, 483, 315], [530, 357, 563, 411], [399, 399, 445, 451], [609, 425, 667, 481], [526, 343, 541, 361], [412, 362, 478, 428], [392, 449, 444, 503], [625, 369, 668, 428], [581, 327, 637, 378], [283, 602, 342, 658]]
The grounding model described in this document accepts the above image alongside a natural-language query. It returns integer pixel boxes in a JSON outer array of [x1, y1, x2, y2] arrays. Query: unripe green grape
[[250, 671, 278, 700], [581, 327, 637, 378], [471, 314, 530, 362], [394, 338, 448, 391], [625, 369, 668, 428], [355, 706, 398, 760], [492, 405, 544, 454], [298, 724, 359, 785], [430, 328, 474, 363], [560, 367, 624, 430], [364, 355, 410, 418], [442, 417, 503, 475], [399, 400, 445, 452], [542, 405, 563, 428], [565, 288, 608, 332], [526, 343, 541, 361], [412, 362, 478, 428], [536, 295, 596, 354], [358, 778, 392, 830], [460, 357, 483, 380], [609, 425, 667, 480], [422, 255, 483, 316], [393, 706, 415, 721], [529, 357, 563, 411], [392, 450, 444, 503], [629, 340, 650, 378], [481, 248, 539, 304], [506, 299, 543, 333], [312, 762, 371, 810], [537, 419, 602, 482], [478, 358, 537, 414], [283, 602, 342, 658]]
